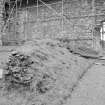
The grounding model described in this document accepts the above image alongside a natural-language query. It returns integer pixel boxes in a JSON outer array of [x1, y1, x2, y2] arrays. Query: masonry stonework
[[2, 0, 105, 46], [15, 0, 94, 40]]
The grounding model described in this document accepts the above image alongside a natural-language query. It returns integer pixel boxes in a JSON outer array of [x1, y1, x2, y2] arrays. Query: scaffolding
[[1, 0, 66, 44], [1, 0, 101, 47]]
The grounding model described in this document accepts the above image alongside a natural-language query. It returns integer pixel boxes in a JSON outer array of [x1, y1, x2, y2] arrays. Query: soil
[[0, 39, 103, 105]]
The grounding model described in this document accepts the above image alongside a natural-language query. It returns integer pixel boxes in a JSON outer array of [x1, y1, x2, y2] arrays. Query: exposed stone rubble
[[57, 37, 102, 59], [4, 52, 34, 86], [0, 39, 95, 105]]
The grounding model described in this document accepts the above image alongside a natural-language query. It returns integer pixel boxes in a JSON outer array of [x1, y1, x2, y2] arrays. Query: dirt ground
[[65, 62, 105, 105], [0, 40, 104, 105]]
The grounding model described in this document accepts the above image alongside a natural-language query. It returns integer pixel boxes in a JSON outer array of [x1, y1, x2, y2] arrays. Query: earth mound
[[1, 39, 93, 105]]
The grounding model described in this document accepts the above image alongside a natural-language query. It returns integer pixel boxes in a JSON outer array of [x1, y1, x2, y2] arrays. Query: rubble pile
[[1, 39, 94, 105], [57, 37, 102, 59], [4, 52, 34, 86]]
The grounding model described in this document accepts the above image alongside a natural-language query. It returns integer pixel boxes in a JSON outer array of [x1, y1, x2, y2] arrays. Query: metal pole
[[19, 0, 22, 8], [26, 0, 29, 41], [92, 0, 96, 48], [37, 0, 39, 19], [27, 0, 29, 5], [15, 0, 18, 44], [2, 1, 16, 33], [39, 0, 58, 14], [62, 0, 64, 36]]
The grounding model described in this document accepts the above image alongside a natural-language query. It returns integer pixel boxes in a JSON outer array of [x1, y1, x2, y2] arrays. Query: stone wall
[[95, 0, 105, 25], [14, 0, 94, 41], [16, 0, 94, 38], [3, 0, 105, 46]]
